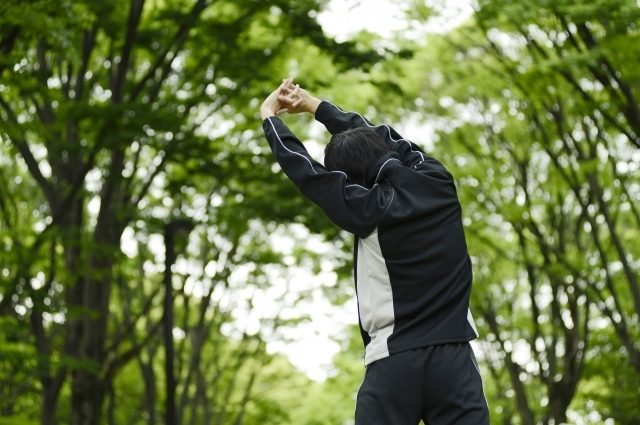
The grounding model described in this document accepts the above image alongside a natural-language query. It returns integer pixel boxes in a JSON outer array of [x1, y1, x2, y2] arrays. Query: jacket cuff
[[313, 100, 335, 124]]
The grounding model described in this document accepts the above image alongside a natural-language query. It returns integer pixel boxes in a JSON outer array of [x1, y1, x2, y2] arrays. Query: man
[[260, 79, 489, 425]]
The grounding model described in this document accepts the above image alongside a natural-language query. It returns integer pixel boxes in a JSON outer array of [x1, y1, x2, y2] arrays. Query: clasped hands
[[260, 78, 321, 120]]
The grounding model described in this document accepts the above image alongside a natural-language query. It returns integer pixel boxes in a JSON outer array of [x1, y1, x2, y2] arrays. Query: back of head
[[324, 127, 390, 186]]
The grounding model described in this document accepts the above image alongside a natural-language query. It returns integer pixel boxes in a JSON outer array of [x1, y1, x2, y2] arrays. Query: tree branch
[[111, 0, 146, 103], [129, 0, 208, 101], [0, 96, 58, 207]]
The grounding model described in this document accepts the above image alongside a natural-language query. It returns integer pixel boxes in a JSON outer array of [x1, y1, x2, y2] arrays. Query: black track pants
[[355, 343, 489, 425]]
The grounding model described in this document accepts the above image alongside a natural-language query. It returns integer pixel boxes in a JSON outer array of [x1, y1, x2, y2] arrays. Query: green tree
[[0, 0, 385, 423], [386, 0, 639, 423]]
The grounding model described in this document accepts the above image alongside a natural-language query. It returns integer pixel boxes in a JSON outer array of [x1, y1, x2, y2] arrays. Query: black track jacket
[[262, 101, 478, 365]]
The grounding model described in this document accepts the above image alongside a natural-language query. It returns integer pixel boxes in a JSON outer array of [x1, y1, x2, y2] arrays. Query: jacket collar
[[365, 152, 401, 187]]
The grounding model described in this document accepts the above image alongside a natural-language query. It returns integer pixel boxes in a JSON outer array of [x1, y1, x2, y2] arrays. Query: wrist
[[260, 107, 275, 120], [306, 97, 321, 114]]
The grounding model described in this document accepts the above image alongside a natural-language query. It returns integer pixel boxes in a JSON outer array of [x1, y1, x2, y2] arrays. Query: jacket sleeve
[[262, 116, 394, 238], [314, 100, 427, 168]]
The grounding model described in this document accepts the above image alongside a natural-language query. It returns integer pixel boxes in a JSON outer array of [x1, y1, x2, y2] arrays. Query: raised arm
[[261, 84, 394, 238], [315, 101, 426, 168], [278, 81, 426, 168]]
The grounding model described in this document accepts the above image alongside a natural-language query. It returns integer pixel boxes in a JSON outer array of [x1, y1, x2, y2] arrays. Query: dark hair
[[324, 127, 390, 186]]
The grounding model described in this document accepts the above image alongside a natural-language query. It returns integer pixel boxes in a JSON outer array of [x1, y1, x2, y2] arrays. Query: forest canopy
[[0, 0, 639, 424]]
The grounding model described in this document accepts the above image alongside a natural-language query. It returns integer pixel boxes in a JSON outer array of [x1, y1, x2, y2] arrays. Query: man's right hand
[[278, 80, 321, 115]]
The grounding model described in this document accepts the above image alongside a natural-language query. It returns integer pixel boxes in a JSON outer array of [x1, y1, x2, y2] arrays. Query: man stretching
[[260, 79, 489, 425]]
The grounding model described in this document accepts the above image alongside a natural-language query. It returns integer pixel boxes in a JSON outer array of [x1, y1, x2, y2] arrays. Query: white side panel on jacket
[[356, 228, 396, 365]]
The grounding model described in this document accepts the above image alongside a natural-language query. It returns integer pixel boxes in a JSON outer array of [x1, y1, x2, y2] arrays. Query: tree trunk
[[41, 377, 63, 425], [164, 224, 178, 425], [67, 206, 124, 424], [139, 348, 158, 425], [70, 374, 105, 425]]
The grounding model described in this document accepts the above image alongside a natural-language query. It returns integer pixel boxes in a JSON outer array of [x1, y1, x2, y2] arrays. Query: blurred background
[[1, 0, 639, 424]]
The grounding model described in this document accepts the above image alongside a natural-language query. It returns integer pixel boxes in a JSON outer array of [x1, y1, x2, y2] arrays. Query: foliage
[[1, 0, 640, 424], [0, 0, 386, 423], [390, 0, 640, 423]]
